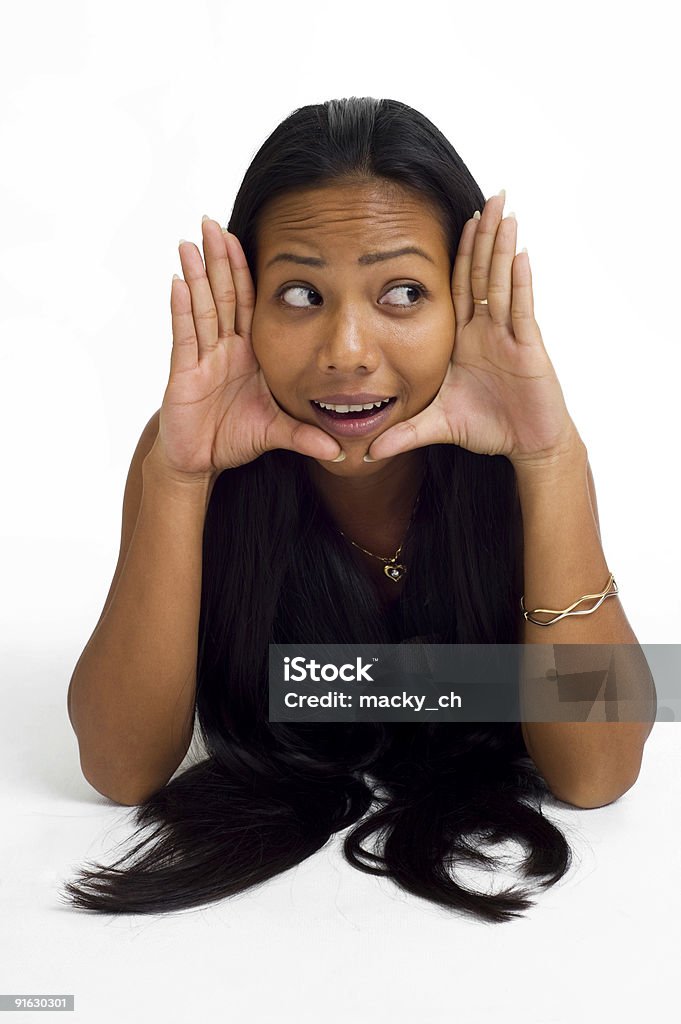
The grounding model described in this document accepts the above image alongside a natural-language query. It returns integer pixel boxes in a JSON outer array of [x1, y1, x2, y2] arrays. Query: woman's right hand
[[153, 217, 344, 479]]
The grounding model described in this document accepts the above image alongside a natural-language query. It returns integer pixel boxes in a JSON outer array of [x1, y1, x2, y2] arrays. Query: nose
[[318, 311, 379, 371]]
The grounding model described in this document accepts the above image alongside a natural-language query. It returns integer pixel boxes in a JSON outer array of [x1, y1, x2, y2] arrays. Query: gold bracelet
[[520, 573, 618, 627]]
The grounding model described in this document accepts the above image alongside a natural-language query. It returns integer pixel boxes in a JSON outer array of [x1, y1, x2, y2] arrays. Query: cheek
[[411, 304, 455, 365], [438, 294, 456, 332], [250, 316, 301, 391], [434, 302, 456, 360]]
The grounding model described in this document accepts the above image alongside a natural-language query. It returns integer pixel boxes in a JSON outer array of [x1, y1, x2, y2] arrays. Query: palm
[[162, 325, 267, 470], [210, 357, 310, 471], [437, 316, 567, 460]]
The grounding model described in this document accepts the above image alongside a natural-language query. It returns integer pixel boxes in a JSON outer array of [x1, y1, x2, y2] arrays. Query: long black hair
[[60, 97, 571, 923]]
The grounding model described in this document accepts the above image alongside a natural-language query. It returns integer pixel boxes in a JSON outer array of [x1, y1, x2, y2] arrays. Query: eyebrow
[[264, 245, 435, 270]]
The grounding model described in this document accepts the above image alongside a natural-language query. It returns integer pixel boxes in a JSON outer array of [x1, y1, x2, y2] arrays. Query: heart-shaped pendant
[[384, 563, 406, 582]]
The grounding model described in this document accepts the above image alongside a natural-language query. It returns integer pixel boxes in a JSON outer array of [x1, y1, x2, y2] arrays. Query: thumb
[[265, 408, 345, 462], [365, 404, 451, 461]]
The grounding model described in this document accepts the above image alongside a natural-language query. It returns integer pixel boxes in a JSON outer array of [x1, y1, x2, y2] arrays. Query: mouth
[[309, 396, 398, 438]]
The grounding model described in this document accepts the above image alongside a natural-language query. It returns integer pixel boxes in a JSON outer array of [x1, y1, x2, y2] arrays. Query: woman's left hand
[[364, 191, 583, 469]]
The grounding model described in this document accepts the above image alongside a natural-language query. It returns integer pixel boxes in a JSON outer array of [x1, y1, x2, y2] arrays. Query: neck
[[307, 450, 427, 541]]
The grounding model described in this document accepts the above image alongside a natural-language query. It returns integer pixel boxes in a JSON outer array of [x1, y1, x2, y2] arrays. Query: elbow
[[74, 731, 185, 807], [552, 769, 641, 810], [82, 767, 143, 806], [79, 755, 158, 807]]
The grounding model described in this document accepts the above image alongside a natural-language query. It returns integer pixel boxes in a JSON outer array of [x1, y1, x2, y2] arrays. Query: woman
[[63, 96, 656, 923]]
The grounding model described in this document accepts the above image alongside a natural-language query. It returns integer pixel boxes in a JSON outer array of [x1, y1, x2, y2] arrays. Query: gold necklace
[[338, 492, 421, 583]]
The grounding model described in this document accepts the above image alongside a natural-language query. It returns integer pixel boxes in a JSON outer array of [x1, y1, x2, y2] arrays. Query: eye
[[277, 285, 323, 308], [276, 282, 428, 309], [379, 283, 427, 307]]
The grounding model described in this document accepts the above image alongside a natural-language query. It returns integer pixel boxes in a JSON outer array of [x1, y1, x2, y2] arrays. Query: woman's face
[[251, 179, 456, 469]]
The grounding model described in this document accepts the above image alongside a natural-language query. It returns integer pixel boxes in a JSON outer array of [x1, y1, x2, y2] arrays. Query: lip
[[309, 396, 397, 438]]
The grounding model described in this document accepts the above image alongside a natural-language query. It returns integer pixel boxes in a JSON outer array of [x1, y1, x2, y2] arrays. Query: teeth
[[314, 398, 391, 412]]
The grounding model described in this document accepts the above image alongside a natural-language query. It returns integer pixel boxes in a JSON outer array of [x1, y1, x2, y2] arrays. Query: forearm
[[514, 439, 656, 808], [68, 454, 214, 804]]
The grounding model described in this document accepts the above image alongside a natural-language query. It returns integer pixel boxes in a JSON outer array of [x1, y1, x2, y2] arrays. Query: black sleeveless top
[[382, 593, 444, 645]]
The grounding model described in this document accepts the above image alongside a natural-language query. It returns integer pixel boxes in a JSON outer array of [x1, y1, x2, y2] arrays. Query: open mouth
[[309, 396, 398, 438], [311, 397, 396, 420]]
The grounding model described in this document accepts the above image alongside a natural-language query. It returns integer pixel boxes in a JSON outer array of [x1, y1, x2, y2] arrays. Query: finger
[[200, 217, 237, 341], [470, 193, 507, 317], [487, 213, 518, 330], [510, 250, 543, 347], [178, 238, 219, 355], [365, 404, 452, 462], [222, 230, 256, 343], [451, 216, 480, 325], [265, 409, 343, 462], [169, 275, 199, 376]]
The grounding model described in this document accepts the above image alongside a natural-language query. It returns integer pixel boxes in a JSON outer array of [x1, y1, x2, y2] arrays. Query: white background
[[1, 1, 679, 1022]]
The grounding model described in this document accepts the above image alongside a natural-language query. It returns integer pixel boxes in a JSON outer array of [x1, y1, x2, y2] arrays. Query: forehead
[[255, 180, 448, 266]]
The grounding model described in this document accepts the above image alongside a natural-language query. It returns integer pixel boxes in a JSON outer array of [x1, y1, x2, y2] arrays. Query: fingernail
[[363, 453, 376, 463], [178, 239, 189, 247], [201, 215, 210, 224], [473, 210, 481, 221], [497, 188, 506, 199], [332, 451, 346, 462], [507, 211, 516, 220]]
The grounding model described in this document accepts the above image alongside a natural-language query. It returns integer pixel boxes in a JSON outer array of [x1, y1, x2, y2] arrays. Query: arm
[[515, 438, 656, 809], [68, 427, 216, 805]]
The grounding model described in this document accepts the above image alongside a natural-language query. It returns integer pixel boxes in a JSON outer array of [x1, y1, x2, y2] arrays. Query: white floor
[[2, 649, 679, 1024]]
